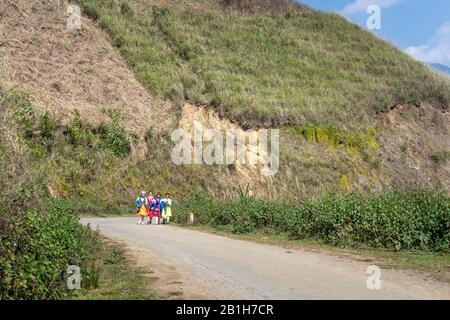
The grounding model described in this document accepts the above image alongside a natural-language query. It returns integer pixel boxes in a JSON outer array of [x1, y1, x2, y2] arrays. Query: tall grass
[[219, 0, 309, 14], [79, 0, 450, 129]]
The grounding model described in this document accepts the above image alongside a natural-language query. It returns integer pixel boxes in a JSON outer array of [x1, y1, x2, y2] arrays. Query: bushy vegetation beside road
[[0, 86, 210, 298], [176, 189, 450, 252], [1, 88, 156, 299], [0, 200, 98, 299], [0, 88, 105, 299]]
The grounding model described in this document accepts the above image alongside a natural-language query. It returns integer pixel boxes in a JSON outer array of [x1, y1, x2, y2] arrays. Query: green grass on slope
[[80, 0, 449, 129], [0, 90, 213, 211]]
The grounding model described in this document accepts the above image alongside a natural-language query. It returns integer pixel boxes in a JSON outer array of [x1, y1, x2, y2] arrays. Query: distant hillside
[[429, 63, 450, 76]]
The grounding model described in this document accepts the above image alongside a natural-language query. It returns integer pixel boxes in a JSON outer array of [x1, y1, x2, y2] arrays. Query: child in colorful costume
[[161, 193, 173, 224], [146, 191, 154, 224], [135, 191, 149, 225], [149, 193, 162, 224]]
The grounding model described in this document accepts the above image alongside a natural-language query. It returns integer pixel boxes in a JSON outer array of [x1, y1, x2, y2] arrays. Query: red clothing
[[148, 196, 162, 218], [149, 207, 160, 218], [146, 196, 154, 216]]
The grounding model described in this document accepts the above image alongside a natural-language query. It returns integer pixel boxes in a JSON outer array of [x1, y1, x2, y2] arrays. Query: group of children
[[135, 191, 173, 225]]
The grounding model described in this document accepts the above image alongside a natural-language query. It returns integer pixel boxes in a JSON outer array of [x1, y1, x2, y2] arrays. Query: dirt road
[[81, 217, 450, 300]]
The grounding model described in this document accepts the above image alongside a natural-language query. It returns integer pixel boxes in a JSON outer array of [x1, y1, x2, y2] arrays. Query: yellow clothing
[[162, 198, 172, 218], [137, 203, 147, 217]]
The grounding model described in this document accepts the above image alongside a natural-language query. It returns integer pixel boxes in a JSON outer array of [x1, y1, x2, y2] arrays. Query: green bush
[[176, 189, 450, 252], [0, 200, 97, 299], [0, 91, 107, 300], [8, 93, 132, 159], [96, 109, 132, 157], [431, 150, 450, 164], [39, 112, 54, 139], [64, 110, 97, 148]]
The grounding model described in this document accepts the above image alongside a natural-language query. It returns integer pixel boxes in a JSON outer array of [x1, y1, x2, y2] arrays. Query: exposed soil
[[377, 103, 450, 192], [0, 0, 176, 136], [179, 103, 275, 198], [107, 235, 213, 299]]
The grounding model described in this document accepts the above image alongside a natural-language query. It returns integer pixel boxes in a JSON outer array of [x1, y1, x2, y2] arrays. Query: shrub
[[431, 150, 450, 164], [39, 112, 54, 139], [0, 199, 98, 299], [293, 124, 380, 151], [176, 189, 450, 252], [64, 110, 96, 148], [96, 109, 132, 157]]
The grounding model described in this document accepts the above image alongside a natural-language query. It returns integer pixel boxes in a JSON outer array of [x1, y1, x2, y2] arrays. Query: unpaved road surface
[[81, 217, 450, 300]]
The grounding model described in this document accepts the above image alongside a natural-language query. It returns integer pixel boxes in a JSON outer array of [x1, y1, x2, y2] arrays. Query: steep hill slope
[[80, 0, 449, 129], [78, 0, 450, 195], [0, 0, 175, 135], [0, 0, 449, 206]]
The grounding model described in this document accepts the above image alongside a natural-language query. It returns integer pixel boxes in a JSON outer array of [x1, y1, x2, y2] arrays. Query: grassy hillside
[[71, 0, 450, 198], [79, 0, 449, 129], [0, 90, 212, 208], [1, 0, 447, 202]]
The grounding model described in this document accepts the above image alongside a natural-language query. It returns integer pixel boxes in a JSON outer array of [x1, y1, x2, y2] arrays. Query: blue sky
[[298, 0, 450, 67]]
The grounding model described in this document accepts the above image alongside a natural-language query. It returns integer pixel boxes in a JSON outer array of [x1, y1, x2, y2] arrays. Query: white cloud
[[340, 0, 402, 16], [404, 22, 450, 65]]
